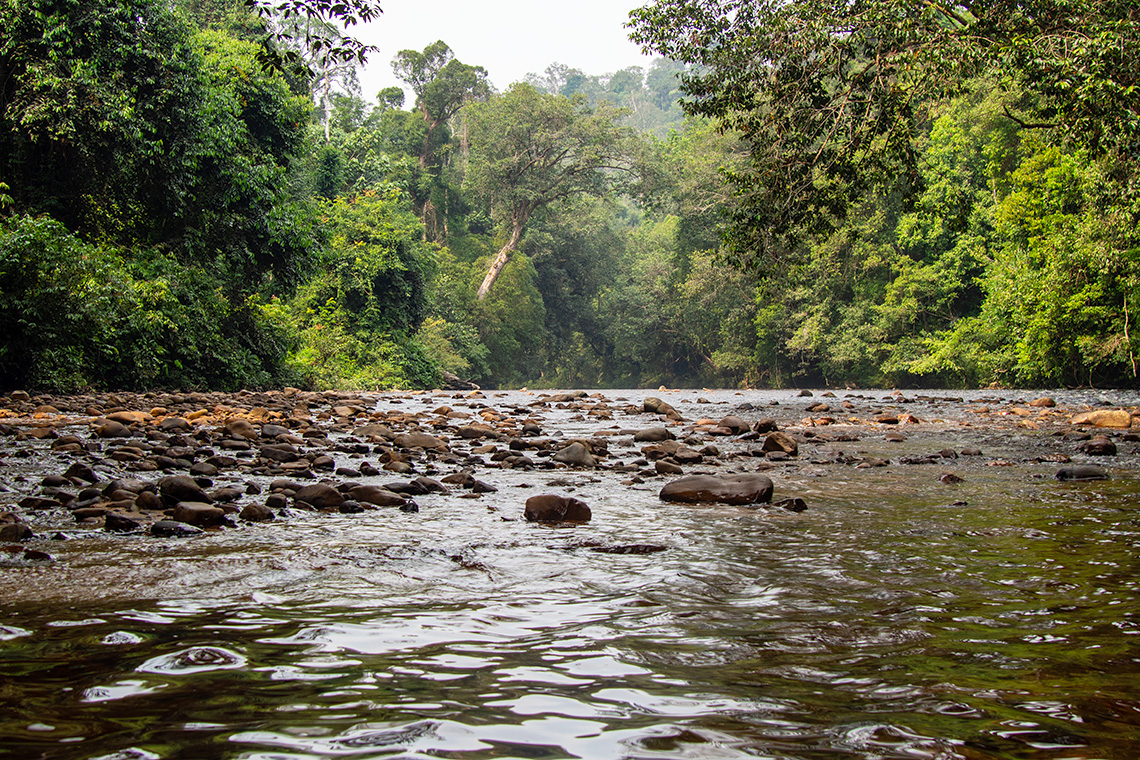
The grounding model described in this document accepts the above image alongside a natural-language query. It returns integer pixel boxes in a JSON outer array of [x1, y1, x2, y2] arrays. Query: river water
[[2, 389, 1139, 759]]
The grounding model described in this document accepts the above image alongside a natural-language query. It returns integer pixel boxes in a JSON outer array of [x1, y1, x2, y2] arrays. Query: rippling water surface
[[2, 389, 1139, 759]]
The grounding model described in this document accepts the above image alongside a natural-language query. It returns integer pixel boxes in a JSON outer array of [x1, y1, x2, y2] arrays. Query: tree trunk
[[476, 220, 526, 300]]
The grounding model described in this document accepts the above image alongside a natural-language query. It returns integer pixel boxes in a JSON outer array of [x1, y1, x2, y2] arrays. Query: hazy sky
[[354, 1, 656, 102]]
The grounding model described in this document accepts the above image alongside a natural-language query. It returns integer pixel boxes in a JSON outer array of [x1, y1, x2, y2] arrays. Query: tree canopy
[[629, 0, 1140, 269]]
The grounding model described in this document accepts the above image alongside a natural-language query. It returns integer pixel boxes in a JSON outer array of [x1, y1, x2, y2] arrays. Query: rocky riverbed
[[2, 386, 1136, 596], [3, 387, 1140, 759]]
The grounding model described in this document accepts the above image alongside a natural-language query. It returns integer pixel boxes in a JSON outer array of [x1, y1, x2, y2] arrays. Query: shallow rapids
[[2, 388, 1139, 759]]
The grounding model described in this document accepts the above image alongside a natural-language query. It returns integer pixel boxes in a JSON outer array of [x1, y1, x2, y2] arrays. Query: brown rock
[[761, 431, 798, 456], [159, 417, 192, 432], [171, 502, 226, 527], [659, 474, 774, 505], [352, 423, 394, 440], [1029, 397, 1057, 408], [0, 523, 33, 541], [753, 418, 778, 433], [717, 415, 749, 434], [633, 427, 673, 442], [293, 483, 345, 509], [1080, 435, 1117, 456], [524, 494, 592, 523], [348, 485, 408, 507], [552, 442, 595, 468], [106, 410, 150, 425], [239, 503, 275, 522], [104, 513, 144, 533], [224, 419, 259, 440], [394, 432, 447, 450], [1071, 409, 1132, 428], [159, 476, 211, 505], [94, 419, 131, 438]]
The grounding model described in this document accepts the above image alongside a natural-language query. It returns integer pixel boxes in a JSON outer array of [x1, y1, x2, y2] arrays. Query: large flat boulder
[[659, 474, 774, 506], [1071, 409, 1132, 428]]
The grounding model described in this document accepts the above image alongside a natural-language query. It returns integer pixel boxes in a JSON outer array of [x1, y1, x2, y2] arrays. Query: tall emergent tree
[[629, 0, 1140, 270], [463, 83, 639, 300], [391, 40, 489, 238]]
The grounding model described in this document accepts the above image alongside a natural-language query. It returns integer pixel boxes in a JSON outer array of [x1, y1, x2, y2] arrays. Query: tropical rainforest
[[1, 0, 1137, 392]]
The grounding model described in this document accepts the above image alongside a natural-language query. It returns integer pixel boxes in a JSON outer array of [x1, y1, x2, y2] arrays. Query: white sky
[[354, 1, 656, 103]]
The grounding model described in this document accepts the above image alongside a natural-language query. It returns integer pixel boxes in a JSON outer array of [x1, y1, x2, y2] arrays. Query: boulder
[[158, 476, 211, 505], [0, 523, 33, 541], [659, 474, 774, 505], [761, 431, 798, 456], [633, 427, 673, 442], [1071, 409, 1132, 428], [1080, 435, 1117, 456], [171, 502, 226, 527], [94, 419, 132, 438], [553, 442, 595, 468], [1029, 397, 1057, 408], [643, 397, 682, 420], [458, 424, 497, 439], [394, 432, 448, 450], [1056, 465, 1109, 481], [159, 417, 192, 432], [293, 483, 345, 510], [104, 513, 144, 533], [224, 419, 259, 440], [151, 520, 204, 537], [348, 484, 409, 507], [753, 418, 778, 434], [524, 494, 592, 523], [106, 410, 150, 425], [239, 503, 275, 522], [352, 423, 393, 440], [717, 415, 749, 435]]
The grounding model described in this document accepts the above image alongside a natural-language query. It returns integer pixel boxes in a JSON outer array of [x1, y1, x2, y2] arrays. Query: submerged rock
[[1055, 465, 1109, 481], [151, 520, 205, 537]]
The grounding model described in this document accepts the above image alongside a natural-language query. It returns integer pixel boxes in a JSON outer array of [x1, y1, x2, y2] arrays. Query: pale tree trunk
[[476, 219, 526, 300]]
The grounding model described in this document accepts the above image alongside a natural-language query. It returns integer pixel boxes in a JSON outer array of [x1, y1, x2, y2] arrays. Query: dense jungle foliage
[[1, 0, 1137, 391]]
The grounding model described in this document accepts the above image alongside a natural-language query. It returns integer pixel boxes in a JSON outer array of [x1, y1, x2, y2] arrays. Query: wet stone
[[171, 502, 226, 528], [524, 494, 592, 523], [104, 513, 144, 533], [239, 503, 274, 522], [659, 474, 774, 506], [1056, 465, 1110, 481], [151, 520, 205, 538]]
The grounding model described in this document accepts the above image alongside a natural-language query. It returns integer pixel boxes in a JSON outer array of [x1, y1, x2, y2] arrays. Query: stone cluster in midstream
[[0, 387, 1130, 563]]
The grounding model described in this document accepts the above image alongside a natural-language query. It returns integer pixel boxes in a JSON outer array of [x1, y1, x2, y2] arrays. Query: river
[[1, 388, 1138, 759]]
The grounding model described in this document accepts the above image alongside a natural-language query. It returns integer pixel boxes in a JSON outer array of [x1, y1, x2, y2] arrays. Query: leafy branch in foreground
[[245, 0, 382, 75]]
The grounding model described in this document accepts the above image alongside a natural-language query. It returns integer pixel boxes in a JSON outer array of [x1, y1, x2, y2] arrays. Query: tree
[[628, 0, 1140, 270], [463, 84, 638, 300], [391, 41, 489, 239], [392, 41, 489, 169]]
